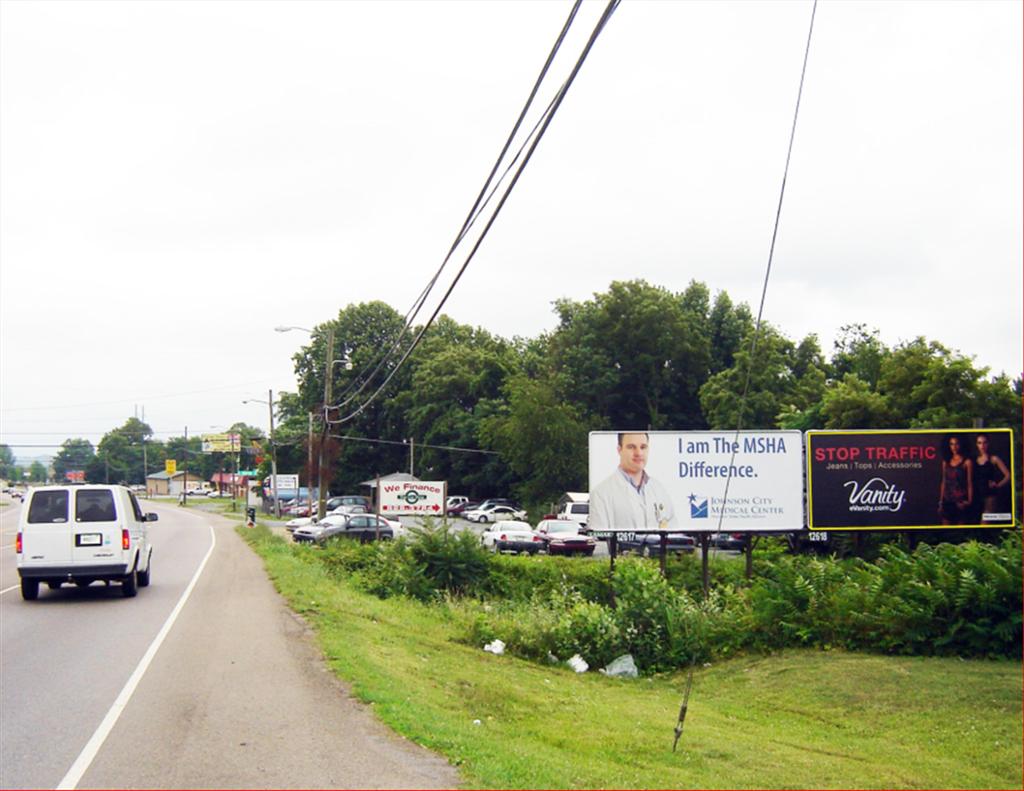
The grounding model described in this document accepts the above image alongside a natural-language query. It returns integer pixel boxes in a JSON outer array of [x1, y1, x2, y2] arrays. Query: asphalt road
[[0, 497, 458, 790]]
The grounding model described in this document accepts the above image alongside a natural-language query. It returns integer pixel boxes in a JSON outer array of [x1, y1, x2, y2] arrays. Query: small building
[[211, 472, 245, 498], [145, 471, 206, 497], [556, 491, 589, 510]]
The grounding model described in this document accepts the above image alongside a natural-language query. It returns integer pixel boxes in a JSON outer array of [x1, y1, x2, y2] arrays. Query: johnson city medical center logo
[[842, 477, 906, 513], [688, 493, 708, 519]]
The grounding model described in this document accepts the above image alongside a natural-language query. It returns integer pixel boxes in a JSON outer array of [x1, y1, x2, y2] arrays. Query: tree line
[[272, 279, 1021, 507], [8, 279, 1018, 505]]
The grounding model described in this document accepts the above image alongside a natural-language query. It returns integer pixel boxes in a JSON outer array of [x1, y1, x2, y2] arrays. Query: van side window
[[76, 490, 116, 522], [28, 491, 69, 523], [128, 492, 145, 522]]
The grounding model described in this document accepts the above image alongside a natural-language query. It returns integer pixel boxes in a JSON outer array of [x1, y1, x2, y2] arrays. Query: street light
[[242, 390, 280, 518], [275, 324, 338, 520]]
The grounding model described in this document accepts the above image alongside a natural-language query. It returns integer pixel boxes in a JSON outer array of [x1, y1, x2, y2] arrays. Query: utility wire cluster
[[317, 0, 621, 428]]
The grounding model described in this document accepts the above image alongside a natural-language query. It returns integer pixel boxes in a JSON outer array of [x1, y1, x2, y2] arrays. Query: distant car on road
[[463, 504, 528, 523], [535, 519, 597, 556], [480, 520, 542, 554]]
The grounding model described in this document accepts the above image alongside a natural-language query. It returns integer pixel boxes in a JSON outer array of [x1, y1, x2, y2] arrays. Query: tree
[[479, 375, 591, 506], [0, 444, 15, 481], [52, 439, 96, 483], [699, 326, 826, 429], [28, 461, 48, 482], [93, 418, 154, 484], [548, 280, 712, 430]]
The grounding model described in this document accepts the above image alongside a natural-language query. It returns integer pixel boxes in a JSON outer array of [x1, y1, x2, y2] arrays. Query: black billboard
[[807, 429, 1016, 530]]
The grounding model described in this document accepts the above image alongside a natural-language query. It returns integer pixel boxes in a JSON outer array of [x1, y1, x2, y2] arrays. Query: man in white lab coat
[[590, 432, 676, 531]]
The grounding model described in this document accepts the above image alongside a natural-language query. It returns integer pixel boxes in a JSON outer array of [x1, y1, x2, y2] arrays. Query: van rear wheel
[[21, 579, 39, 600], [137, 558, 151, 588], [121, 568, 138, 598]]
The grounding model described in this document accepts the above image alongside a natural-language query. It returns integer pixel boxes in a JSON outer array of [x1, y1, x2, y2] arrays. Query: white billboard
[[379, 480, 446, 516], [588, 431, 803, 532]]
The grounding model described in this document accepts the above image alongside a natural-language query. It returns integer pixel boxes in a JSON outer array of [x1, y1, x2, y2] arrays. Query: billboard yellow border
[[805, 428, 1017, 531]]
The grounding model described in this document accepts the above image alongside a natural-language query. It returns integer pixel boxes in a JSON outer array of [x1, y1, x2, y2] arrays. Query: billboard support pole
[[608, 533, 618, 608], [659, 532, 668, 577], [745, 535, 754, 580], [700, 534, 710, 596]]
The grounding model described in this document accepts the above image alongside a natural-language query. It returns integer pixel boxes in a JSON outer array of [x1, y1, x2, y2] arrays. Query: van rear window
[[28, 491, 69, 523], [76, 490, 117, 522]]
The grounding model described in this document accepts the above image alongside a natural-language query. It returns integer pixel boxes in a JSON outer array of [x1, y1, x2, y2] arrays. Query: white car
[[480, 520, 541, 554], [285, 515, 315, 533], [463, 504, 527, 523]]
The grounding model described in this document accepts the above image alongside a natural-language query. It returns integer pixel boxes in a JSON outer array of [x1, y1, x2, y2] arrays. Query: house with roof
[[145, 470, 206, 497]]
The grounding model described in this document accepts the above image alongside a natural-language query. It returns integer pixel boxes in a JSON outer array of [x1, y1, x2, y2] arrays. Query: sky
[[1, 0, 1021, 463]]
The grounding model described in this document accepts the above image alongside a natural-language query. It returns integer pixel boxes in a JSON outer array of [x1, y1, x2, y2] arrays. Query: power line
[[327, 433, 499, 456], [325, 1, 586, 417], [329, 0, 622, 427]]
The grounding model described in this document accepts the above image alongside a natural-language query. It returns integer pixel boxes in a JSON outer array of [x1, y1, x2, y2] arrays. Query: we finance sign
[[588, 431, 803, 532], [379, 481, 446, 515], [807, 429, 1016, 530]]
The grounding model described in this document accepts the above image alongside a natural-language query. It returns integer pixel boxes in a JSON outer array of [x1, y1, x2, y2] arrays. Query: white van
[[557, 500, 589, 527], [16, 484, 156, 600]]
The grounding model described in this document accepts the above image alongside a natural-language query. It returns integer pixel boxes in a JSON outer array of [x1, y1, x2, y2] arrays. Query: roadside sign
[[379, 481, 446, 515], [165, 459, 177, 475], [201, 433, 241, 453], [807, 429, 1015, 530], [588, 430, 803, 532]]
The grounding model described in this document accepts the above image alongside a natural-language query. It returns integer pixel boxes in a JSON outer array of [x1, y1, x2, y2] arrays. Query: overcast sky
[[1, 0, 1021, 461]]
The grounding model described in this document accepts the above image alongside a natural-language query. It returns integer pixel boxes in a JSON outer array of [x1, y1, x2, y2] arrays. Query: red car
[[535, 519, 597, 556]]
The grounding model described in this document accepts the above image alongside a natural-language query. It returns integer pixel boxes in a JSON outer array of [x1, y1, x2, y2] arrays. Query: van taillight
[[15, 533, 22, 553], [122, 529, 131, 550]]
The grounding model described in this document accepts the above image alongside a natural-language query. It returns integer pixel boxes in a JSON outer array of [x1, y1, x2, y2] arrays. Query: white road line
[[0, 584, 18, 596], [57, 521, 217, 790]]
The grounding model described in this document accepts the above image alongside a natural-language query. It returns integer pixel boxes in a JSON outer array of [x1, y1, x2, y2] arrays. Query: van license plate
[[76, 533, 102, 547]]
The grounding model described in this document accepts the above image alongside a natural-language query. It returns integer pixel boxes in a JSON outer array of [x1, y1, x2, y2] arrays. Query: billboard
[[588, 431, 803, 532], [379, 480, 446, 515], [202, 433, 241, 453], [807, 429, 1016, 530]]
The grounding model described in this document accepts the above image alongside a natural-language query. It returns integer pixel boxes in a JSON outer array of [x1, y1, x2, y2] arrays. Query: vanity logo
[[688, 493, 709, 519], [842, 477, 906, 513]]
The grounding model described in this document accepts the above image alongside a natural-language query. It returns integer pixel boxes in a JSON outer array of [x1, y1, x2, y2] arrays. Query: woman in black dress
[[938, 435, 973, 525], [973, 433, 1010, 518]]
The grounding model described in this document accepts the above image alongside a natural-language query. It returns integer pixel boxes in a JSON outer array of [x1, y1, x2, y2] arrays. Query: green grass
[[241, 526, 1022, 789]]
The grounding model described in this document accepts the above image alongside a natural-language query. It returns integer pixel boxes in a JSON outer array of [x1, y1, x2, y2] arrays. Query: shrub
[[406, 520, 491, 598]]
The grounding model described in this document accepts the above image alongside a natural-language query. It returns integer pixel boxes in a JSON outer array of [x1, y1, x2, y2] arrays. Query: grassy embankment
[[241, 525, 1022, 789]]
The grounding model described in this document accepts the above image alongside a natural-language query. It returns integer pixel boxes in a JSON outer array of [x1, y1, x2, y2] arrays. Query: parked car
[[447, 500, 479, 517], [292, 514, 349, 544], [206, 490, 229, 498], [616, 531, 696, 556], [327, 495, 371, 515], [317, 514, 399, 544], [710, 532, 747, 551], [463, 504, 528, 523], [446, 495, 469, 511], [535, 519, 597, 556], [285, 516, 315, 533], [475, 498, 520, 512], [480, 520, 542, 554]]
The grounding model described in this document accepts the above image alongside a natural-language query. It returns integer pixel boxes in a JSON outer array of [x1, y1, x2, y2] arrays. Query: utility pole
[[307, 412, 314, 510], [317, 327, 335, 521], [409, 437, 414, 476], [269, 388, 280, 518], [182, 426, 188, 507]]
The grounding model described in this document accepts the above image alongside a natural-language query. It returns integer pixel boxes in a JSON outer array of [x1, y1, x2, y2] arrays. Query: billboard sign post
[[379, 480, 446, 516], [807, 429, 1015, 530], [588, 431, 803, 533]]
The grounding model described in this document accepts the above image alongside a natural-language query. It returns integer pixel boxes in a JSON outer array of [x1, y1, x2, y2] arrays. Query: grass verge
[[241, 525, 1022, 789]]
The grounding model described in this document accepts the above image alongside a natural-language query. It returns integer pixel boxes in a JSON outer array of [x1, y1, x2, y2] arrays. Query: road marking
[[57, 519, 217, 790], [0, 584, 18, 596]]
